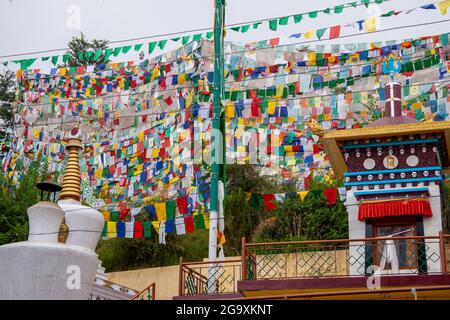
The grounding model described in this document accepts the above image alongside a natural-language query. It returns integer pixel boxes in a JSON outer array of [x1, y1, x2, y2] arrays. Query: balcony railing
[[177, 233, 450, 296], [243, 232, 450, 280], [178, 257, 242, 296], [131, 282, 156, 300]]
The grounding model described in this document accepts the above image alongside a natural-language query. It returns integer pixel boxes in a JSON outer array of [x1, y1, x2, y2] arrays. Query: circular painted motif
[[406, 155, 419, 167], [363, 158, 376, 170], [383, 155, 399, 169]]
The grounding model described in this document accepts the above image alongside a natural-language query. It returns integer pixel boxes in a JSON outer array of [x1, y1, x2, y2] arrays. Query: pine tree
[[64, 32, 109, 67]]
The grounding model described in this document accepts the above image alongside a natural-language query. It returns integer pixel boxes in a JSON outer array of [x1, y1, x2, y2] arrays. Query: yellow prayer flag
[[226, 102, 235, 117], [298, 191, 309, 202], [152, 148, 159, 158], [178, 73, 187, 84], [107, 222, 117, 238], [203, 213, 210, 229], [304, 30, 314, 39], [268, 100, 276, 115], [365, 17, 377, 32], [151, 221, 160, 233], [137, 131, 145, 142], [155, 202, 166, 221], [438, 0, 450, 15], [275, 85, 284, 98]]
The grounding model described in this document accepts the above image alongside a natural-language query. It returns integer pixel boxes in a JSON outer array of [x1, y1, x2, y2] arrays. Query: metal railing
[[131, 282, 156, 300], [178, 257, 242, 296], [243, 232, 450, 280], [177, 233, 450, 297]]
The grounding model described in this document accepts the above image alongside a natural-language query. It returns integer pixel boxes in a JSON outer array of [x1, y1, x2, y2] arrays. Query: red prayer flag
[[263, 194, 277, 210], [164, 96, 173, 106], [269, 37, 280, 47], [176, 196, 189, 214], [184, 215, 195, 233], [134, 221, 143, 239], [324, 188, 337, 205], [329, 25, 341, 40], [119, 208, 130, 221]]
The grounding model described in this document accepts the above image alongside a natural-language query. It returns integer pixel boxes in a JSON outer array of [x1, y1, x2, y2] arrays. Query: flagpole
[[208, 0, 225, 293]]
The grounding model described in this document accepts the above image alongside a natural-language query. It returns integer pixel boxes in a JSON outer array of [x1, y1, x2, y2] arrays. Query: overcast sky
[[1, 0, 449, 71]]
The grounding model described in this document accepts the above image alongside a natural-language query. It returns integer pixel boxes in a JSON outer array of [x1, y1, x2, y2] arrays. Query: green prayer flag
[[62, 54, 69, 64], [206, 32, 213, 39], [381, 10, 395, 17], [113, 47, 122, 56], [182, 36, 190, 45], [324, 8, 331, 14], [2, 62, 8, 66], [308, 11, 318, 18], [316, 28, 326, 40], [350, 1, 357, 7], [194, 214, 206, 230], [104, 48, 112, 62], [166, 200, 176, 220], [93, 49, 103, 61], [361, 0, 370, 8], [414, 60, 424, 71], [253, 22, 262, 29], [240, 24, 250, 33], [293, 14, 303, 23], [41, 56, 50, 61], [278, 16, 289, 25], [334, 5, 344, 13], [269, 19, 278, 31], [51, 56, 58, 66], [110, 211, 119, 222], [143, 222, 152, 238], [440, 33, 449, 46], [86, 51, 93, 60], [230, 26, 241, 32], [148, 41, 157, 54], [101, 222, 107, 237], [78, 52, 84, 61], [375, 0, 383, 4], [134, 43, 143, 51], [122, 45, 132, 54], [193, 34, 202, 41]]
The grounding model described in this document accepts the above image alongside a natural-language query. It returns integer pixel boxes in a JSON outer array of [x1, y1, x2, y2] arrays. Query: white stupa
[[0, 128, 104, 300]]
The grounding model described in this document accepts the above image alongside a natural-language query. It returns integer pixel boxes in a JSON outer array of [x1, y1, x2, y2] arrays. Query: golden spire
[[60, 137, 82, 202]]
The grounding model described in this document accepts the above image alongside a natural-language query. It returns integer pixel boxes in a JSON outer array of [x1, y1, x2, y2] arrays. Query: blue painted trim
[[354, 188, 429, 196], [344, 177, 442, 186], [344, 166, 442, 177], [343, 139, 438, 150]]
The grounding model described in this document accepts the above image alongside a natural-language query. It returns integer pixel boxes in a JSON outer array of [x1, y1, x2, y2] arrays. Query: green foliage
[[64, 32, 109, 67], [0, 70, 15, 141], [253, 190, 348, 243], [0, 156, 45, 245], [96, 230, 209, 272]]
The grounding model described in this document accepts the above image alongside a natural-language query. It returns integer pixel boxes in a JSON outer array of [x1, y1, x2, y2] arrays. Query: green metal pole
[[208, 0, 225, 291]]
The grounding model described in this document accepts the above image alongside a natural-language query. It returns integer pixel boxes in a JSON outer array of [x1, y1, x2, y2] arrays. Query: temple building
[[323, 75, 450, 276]]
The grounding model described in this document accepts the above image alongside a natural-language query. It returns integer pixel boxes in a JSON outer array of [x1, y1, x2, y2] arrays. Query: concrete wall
[[107, 265, 179, 300]]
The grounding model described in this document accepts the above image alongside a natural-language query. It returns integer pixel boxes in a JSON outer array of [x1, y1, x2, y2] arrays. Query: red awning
[[358, 199, 432, 221]]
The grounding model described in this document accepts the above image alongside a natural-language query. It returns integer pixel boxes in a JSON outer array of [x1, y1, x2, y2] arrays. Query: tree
[[0, 70, 15, 142], [0, 155, 45, 245], [252, 190, 348, 243], [64, 32, 109, 67]]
